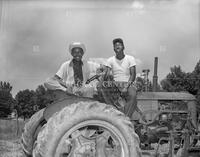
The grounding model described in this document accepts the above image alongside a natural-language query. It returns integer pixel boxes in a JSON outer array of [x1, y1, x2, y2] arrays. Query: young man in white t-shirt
[[106, 38, 137, 118]]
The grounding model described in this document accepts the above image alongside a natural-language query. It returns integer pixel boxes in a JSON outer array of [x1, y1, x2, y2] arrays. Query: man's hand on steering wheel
[[85, 71, 106, 84], [85, 74, 100, 84]]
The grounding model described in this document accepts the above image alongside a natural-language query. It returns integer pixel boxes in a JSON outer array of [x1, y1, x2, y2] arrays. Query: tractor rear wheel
[[32, 101, 141, 157]]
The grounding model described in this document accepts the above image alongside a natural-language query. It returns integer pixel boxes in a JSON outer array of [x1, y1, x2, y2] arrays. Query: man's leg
[[124, 85, 137, 118], [44, 77, 74, 102], [44, 77, 69, 92]]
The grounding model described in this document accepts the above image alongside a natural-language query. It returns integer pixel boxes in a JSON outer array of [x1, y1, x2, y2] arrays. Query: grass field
[[0, 139, 24, 157], [0, 119, 25, 140], [0, 119, 26, 157]]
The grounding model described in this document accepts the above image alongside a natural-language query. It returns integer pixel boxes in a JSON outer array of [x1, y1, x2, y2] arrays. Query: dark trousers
[[96, 80, 138, 119], [124, 85, 137, 118]]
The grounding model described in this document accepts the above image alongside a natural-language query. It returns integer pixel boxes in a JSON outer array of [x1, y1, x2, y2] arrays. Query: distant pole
[[142, 69, 150, 92], [153, 57, 158, 92]]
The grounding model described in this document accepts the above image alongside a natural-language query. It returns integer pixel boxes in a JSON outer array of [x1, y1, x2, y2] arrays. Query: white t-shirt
[[107, 55, 136, 82]]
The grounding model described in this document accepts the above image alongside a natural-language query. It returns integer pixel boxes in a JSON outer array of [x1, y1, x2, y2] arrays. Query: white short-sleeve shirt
[[56, 60, 100, 85], [107, 54, 136, 82]]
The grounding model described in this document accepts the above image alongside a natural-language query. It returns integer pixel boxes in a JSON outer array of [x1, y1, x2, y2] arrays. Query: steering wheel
[[85, 74, 101, 84]]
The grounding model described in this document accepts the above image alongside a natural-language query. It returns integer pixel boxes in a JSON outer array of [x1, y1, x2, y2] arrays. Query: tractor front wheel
[[32, 101, 141, 157]]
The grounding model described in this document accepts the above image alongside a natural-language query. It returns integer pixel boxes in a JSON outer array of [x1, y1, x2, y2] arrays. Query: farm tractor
[[21, 58, 200, 157]]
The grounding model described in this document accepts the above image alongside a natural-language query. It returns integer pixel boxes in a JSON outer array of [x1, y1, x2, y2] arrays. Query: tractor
[[21, 72, 142, 157], [21, 58, 200, 157]]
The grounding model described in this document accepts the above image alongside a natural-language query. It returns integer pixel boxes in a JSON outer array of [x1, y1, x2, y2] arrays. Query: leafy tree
[[191, 60, 200, 110], [35, 85, 53, 110], [15, 89, 37, 119], [0, 81, 15, 117], [15, 84, 54, 118], [160, 66, 190, 92], [192, 60, 200, 93], [160, 60, 200, 112]]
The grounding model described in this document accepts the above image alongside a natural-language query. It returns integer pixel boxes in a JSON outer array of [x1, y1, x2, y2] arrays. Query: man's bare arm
[[129, 66, 136, 82], [125, 66, 136, 89], [104, 66, 112, 78], [54, 75, 67, 88]]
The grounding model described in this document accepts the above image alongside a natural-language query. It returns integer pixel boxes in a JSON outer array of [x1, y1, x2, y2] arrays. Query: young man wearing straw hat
[[45, 42, 100, 97]]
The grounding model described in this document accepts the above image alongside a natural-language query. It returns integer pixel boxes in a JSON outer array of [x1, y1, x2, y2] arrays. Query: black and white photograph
[[0, 0, 200, 157]]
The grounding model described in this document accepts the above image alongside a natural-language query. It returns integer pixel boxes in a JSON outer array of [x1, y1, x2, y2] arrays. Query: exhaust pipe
[[153, 57, 158, 92]]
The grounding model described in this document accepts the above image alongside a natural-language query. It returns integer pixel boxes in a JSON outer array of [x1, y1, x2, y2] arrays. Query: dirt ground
[[1, 138, 200, 157], [0, 139, 24, 157]]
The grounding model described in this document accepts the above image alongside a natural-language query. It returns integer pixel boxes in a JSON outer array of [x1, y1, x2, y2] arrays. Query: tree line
[[0, 60, 200, 119], [161, 60, 200, 111], [0, 84, 53, 119]]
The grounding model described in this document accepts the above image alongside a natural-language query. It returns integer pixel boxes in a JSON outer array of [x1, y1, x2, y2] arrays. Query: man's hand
[[73, 86, 84, 96], [54, 75, 67, 88], [121, 86, 128, 97], [55, 76, 73, 93]]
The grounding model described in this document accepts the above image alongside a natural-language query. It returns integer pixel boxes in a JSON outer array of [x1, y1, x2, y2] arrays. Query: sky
[[0, 0, 199, 96]]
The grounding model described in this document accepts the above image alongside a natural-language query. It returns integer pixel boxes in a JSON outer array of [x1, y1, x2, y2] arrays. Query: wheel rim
[[54, 120, 129, 157]]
